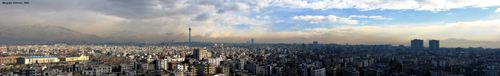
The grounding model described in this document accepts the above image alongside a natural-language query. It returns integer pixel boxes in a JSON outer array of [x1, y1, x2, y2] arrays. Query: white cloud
[[496, 8, 500, 12], [309, 19, 500, 42], [256, 15, 271, 20], [271, 0, 500, 12], [348, 15, 392, 20], [292, 15, 360, 24]]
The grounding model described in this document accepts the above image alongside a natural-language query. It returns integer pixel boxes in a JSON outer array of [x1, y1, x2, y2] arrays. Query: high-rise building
[[193, 48, 211, 60], [197, 63, 216, 76], [313, 41, 318, 45], [411, 39, 424, 50], [429, 40, 439, 50], [154, 59, 168, 71], [251, 38, 255, 44], [188, 28, 192, 43]]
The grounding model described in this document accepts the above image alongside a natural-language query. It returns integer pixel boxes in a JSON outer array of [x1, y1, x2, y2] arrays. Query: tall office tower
[[313, 41, 318, 45], [193, 48, 211, 60], [189, 28, 192, 43], [429, 40, 440, 50], [411, 39, 424, 50], [251, 38, 255, 44]]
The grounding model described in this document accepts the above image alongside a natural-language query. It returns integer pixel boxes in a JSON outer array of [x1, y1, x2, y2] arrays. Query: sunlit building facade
[[17, 56, 60, 64]]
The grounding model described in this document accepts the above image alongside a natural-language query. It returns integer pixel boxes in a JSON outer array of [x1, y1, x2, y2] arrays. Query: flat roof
[[28, 56, 57, 58]]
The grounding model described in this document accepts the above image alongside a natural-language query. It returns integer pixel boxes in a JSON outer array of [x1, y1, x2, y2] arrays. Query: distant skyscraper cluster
[[411, 39, 439, 50]]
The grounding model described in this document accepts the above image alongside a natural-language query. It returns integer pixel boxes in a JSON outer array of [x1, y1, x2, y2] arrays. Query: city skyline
[[1, 0, 500, 48], [3, 1, 500, 76]]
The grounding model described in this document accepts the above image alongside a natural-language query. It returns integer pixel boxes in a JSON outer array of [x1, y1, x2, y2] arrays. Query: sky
[[1, 0, 500, 47]]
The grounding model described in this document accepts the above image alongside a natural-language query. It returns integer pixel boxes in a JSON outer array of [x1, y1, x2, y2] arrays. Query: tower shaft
[[189, 28, 191, 43]]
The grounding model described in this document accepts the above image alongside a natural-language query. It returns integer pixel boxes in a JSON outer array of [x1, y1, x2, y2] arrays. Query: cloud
[[256, 15, 271, 20], [85, 0, 171, 19], [348, 15, 392, 20], [192, 13, 212, 21], [206, 18, 500, 44], [224, 19, 500, 48], [441, 38, 500, 48], [291, 15, 389, 25], [0, 0, 270, 41], [496, 8, 500, 12], [292, 15, 360, 24], [1, 0, 500, 48], [271, 0, 500, 12], [304, 19, 500, 44]]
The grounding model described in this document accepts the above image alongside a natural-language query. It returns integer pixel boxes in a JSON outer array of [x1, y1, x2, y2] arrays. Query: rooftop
[[28, 56, 57, 58]]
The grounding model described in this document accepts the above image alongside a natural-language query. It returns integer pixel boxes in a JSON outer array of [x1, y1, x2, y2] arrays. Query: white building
[[155, 59, 168, 71], [59, 55, 89, 62], [17, 56, 60, 64], [208, 57, 223, 66]]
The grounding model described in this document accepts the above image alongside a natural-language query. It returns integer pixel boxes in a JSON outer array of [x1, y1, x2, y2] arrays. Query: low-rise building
[[59, 55, 89, 62], [0, 56, 19, 65], [17, 56, 60, 64], [81, 65, 112, 76]]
